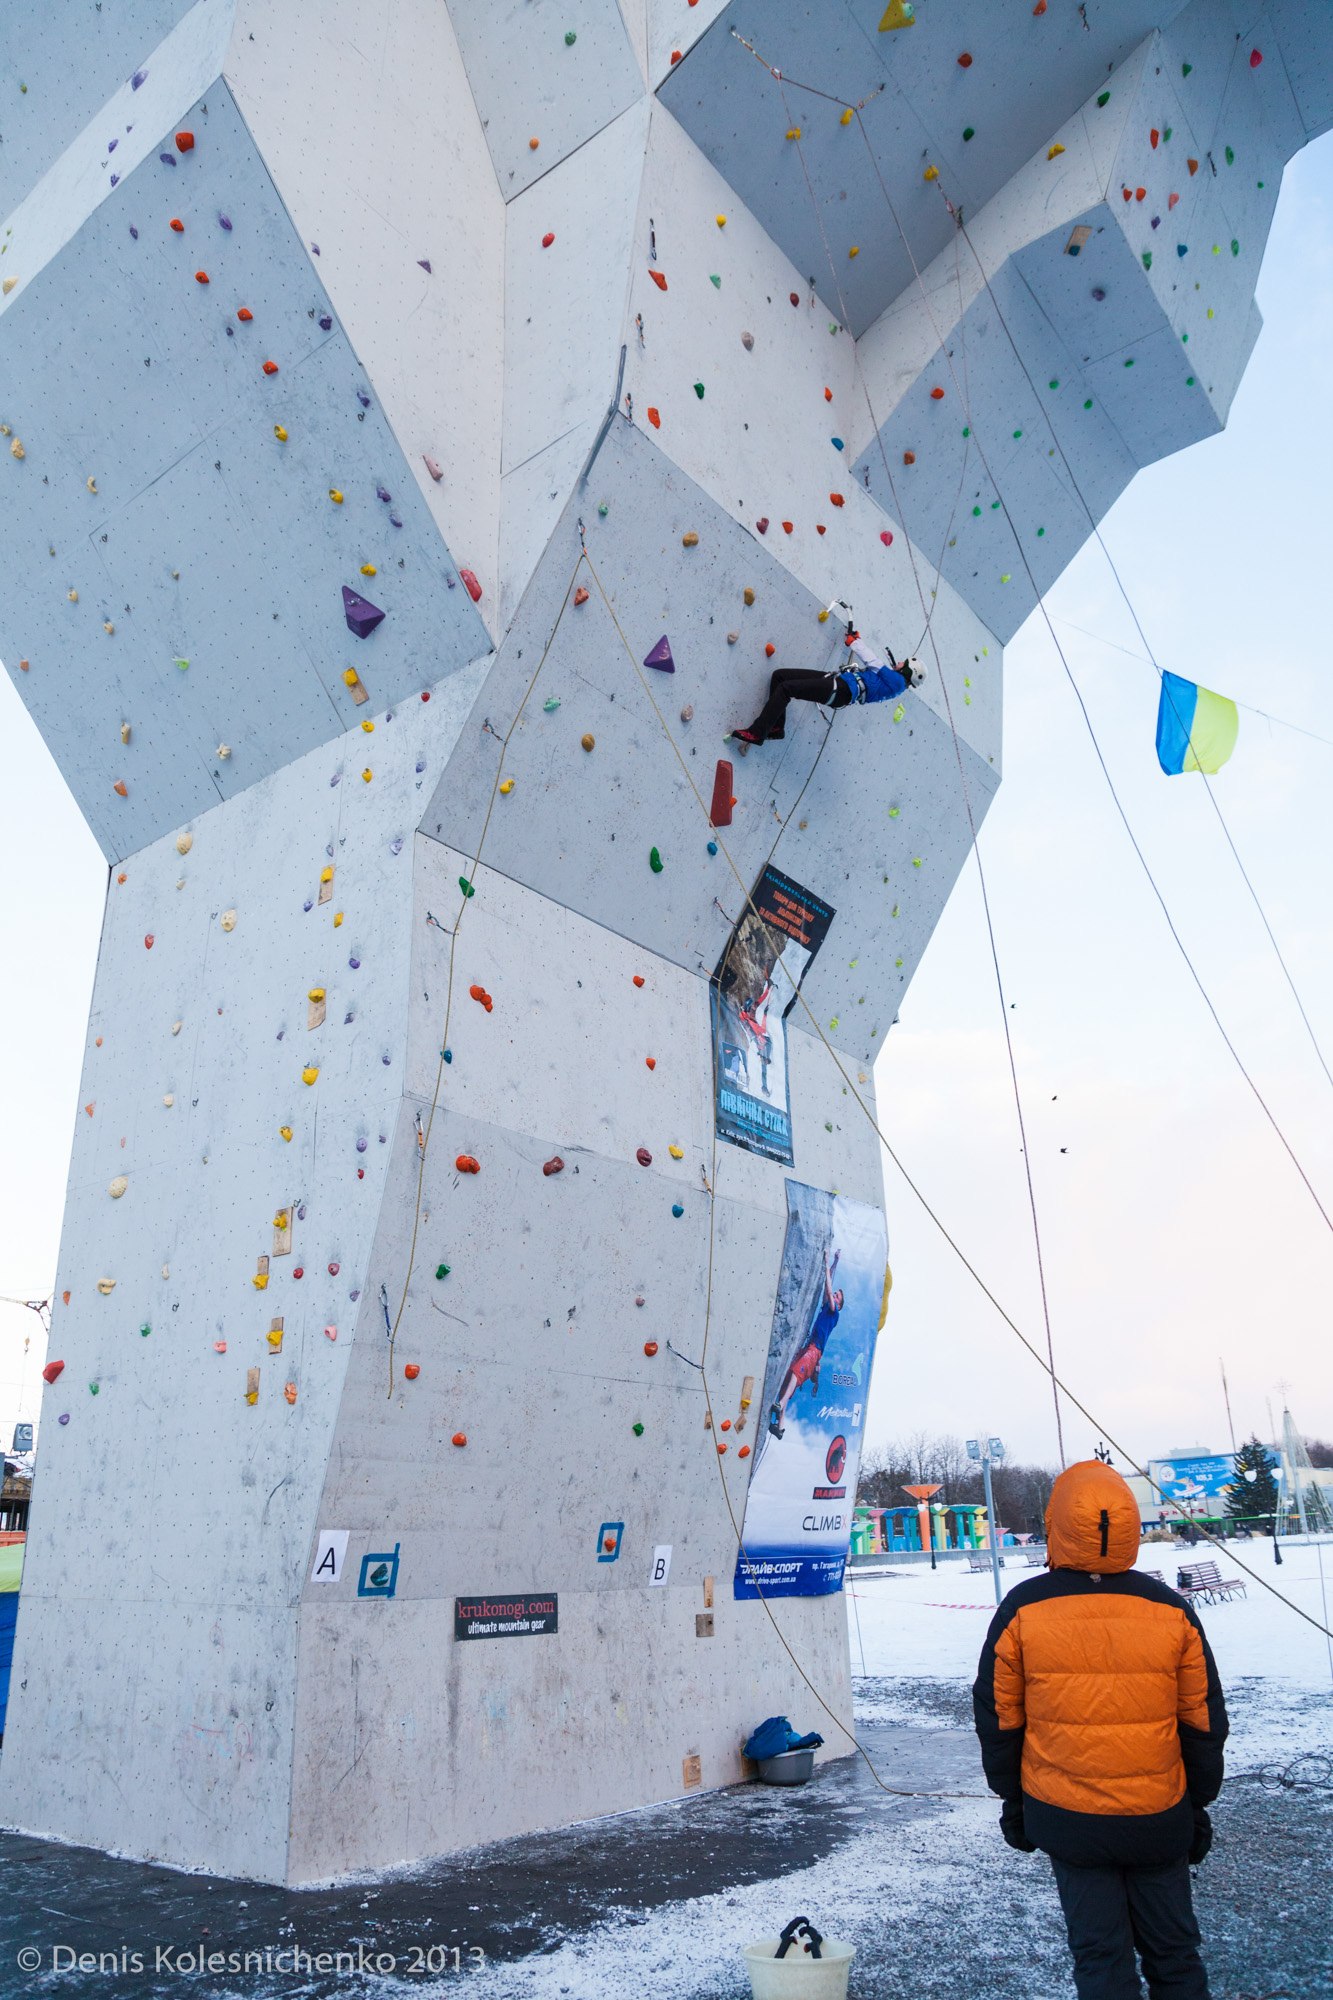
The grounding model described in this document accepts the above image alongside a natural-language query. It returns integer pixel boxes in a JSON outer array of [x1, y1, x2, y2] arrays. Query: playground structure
[[850, 1502, 1011, 1558], [2, 0, 1331, 1886]]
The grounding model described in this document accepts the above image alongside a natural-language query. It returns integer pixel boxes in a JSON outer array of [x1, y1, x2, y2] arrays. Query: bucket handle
[[775, 1917, 824, 1962]]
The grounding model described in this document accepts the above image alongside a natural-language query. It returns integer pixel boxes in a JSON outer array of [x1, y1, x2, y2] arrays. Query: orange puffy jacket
[[973, 1461, 1227, 1867]]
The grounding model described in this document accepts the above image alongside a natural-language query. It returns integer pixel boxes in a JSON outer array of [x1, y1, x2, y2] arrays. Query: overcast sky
[[2, 137, 1330, 1475]]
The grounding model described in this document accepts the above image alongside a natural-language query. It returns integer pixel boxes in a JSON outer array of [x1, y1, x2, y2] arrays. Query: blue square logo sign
[[358, 1544, 400, 1598], [596, 1521, 624, 1563]]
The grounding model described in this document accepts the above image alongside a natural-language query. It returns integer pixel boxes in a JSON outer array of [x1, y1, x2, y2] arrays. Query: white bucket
[[743, 1935, 855, 2000]]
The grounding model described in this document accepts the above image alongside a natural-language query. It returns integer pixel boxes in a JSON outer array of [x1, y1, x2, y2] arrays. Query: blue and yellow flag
[[1155, 671, 1238, 775]]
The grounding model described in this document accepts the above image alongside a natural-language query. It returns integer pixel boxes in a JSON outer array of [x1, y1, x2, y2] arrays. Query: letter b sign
[[649, 1545, 672, 1586]]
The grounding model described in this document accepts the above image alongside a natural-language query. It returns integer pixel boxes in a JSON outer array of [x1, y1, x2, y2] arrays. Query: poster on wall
[[710, 866, 835, 1165], [734, 1179, 889, 1600], [1149, 1452, 1267, 1503]]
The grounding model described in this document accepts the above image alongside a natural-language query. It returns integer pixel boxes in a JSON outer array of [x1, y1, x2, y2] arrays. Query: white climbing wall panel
[[2, 0, 1331, 1885]]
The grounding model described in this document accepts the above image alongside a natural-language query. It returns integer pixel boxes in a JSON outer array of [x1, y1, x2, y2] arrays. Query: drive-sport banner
[[710, 866, 835, 1165], [734, 1179, 889, 1600]]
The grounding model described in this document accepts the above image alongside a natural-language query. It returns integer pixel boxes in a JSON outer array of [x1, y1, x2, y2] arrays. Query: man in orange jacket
[[974, 1461, 1227, 1999]]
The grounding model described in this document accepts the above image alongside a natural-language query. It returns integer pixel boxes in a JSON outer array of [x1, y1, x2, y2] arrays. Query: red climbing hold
[[957, 51, 973, 66], [1122, 186, 1133, 201], [1033, 0, 1047, 13], [644, 1341, 659, 1357], [452, 1431, 468, 1447], [709, 758, 734, 828], [574, 586, 589, 605], [175, 130, 195, 152], [144, 933, 154, 949], [824, 386, 833, 402], [541, 232, 555, 248], [262, 360, 279, 374], [1249, 47, 1262, 67], [880, 530, 894, 546], [670, 49, 682, 63], [194, 269, 209, 283], [42, 1360, 65, 1383], [829, 492, 845, 506], [636, 1147, 652, 1167], [460, 569, 482, 602], [930, 385, 945, 399], [543, 1156, 565, 1176], [649, 270, 668, 291], [169, 217, 184, 232], [645, 1057, 656, 1070], [237, 307, 253, 321], [647, 407, 661, 429], [1150, 129, 1159, 148], [404, 1363, 420, 1380], [903, 451, 916, 465], [456, 1154, 480, 1174], [1135, 187, 1146, 201], [816, 524, 826, 535], [765, 642, 776, 658], [632, 974, 645, 988], [294, 1267, 304, 1280], [755, 517, 769, 534]]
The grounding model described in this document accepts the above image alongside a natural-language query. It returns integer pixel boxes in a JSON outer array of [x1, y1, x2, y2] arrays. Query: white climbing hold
[[107, 1175, 128, 1199]]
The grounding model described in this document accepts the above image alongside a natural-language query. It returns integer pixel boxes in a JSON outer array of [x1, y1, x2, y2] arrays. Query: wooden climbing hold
[[455, 1154, 480, 1174], [710, 759, 734, 828], [649, 270, 668, 291], [581, 733, 595, 752], [543, 1156, 565, 1176]]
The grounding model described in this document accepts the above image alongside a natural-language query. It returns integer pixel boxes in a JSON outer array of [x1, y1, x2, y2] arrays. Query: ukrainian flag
[[1155, 671, 1239, 775]]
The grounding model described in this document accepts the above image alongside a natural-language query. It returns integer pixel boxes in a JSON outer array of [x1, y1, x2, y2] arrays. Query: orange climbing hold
[[645, 1056, 656, 1070], [237, 307, 252, 321], [468, 983, 493, 1011], [930, 386, 944, 399], [456, 1154, 481, 1174], [528, 136, 540, 150], [1150, 128, 1160, 148], [739, 1443, 751, 1458], [113, 780, 128, 797], [957, 51, 973, 66], [829, 492, 845, 506], [452, 1431, 468, 1447], [823, 386, 832, 402], [574, 586, 589, 605], [649, 270, 668, 291], [175, 130, 195, 151], [169, 218, 184, 232], [647, 406, 661, 428], [765, 642, 776, 658], [633, 974, 645, 988], [1188, 158, 1199, 175], [717, 1441, 728, 1455], [404, 1363, 420, 1380], [262, 360, 279, 375], [782, 521, 793, 534], [194, 270, 209, 284]]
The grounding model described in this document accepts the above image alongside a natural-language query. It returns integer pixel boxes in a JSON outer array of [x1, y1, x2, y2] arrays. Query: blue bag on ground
[[744, 1715, 825, 1761]]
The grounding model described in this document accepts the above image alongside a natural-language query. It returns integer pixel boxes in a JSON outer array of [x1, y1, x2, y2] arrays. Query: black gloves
[[1000, 1799, 1037, 1853], [1189, 1808, 1213, 1864]]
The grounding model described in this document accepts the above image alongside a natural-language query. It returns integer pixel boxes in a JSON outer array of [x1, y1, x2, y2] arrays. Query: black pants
[[747, 669, 850, 739], [1050, 1857, 1208, 2000]]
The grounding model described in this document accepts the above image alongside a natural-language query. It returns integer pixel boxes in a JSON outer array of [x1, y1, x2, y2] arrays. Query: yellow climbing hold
[[840, 107, 853, 126], [320, 866, 334, 883], [274, 425, 288, 441], [360, 563, 377, 576], [361, 767, 373, 782], [849, 245, 860, 258], [333, 911, 344, 928], [9, 439, 24, 460], [669, 1145, 684, 1160], [302, 1066, 319, 1085], [252, 1272, 269, 1291], [878, 0, 915, 27], [785, 127, 801, 141], [308, 987, 326, 1003], [329, 488, 344, 504], [716, 214, 727, 228], [499, 778, 515, 795], [343, 669, 359, 686], [360, 718, 374, 732], [682, 531, 699, 547], [1047, 142, 1066, 160], [743, 587, 756, 606], [818, 608, 830, 623], [279, 1125, 293, 1142], [923, 164, 939, 181]]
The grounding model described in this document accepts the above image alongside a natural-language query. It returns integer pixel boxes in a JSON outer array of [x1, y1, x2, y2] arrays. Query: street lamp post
[[967, 1436, 1007, 1605]]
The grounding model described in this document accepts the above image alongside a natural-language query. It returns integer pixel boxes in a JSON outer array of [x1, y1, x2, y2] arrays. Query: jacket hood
[[1045, 1460, 1141, 1573]]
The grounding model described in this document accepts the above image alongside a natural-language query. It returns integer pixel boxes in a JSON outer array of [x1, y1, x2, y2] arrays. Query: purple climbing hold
[[131, 67, 148, 89], [108, 138, 118, 153], [376, 486, 392, 503], [643, 634, 675, 674], [342, 585, 385, 638], [349, 955, 361, 970], [1092, 286, 1106, 301], [303, 898, 314, 912], [110, 175, 119, 187], [390, 836, 404, 855], [311, 242, 320, 255], [129, 225, 139, 239], [418, 259, 432, 273], [219, 213, 232, 231], [330, 771, 343, 787], [357, 392, 371, 408], [357, 1137, 368, 1152], [414, 759, 426, 774], [319, 314, 332, 331], [58, 1412, 70, 1426], [159, 153, 177, 166], [389, 514, 402, 528]]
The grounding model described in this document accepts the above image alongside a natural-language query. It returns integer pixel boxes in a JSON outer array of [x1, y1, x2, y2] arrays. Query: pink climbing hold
[[880, 530, 894, 546], [1249, 46, 1262, 66], [460, 569, 483, 603], [423, 455, 443, 482], [643, 634, 675, 673]]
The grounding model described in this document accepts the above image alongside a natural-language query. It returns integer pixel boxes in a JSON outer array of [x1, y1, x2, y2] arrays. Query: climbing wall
[[2, 0, 1330, 1885]]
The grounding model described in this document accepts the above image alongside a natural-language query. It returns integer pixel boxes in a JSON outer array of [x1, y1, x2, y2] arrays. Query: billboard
[[1149, 1452, 1264, 1503], [734, 1179, 888, 1599], [710, 865, 835, 1166]]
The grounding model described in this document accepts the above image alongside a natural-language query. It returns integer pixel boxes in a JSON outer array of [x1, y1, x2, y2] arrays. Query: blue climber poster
[[711, 866, 835, 1165], [734, 1180, 889, 1600]]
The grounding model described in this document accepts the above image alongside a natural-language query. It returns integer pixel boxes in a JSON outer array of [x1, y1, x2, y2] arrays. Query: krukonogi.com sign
[[454, 1593, 558, 1640]]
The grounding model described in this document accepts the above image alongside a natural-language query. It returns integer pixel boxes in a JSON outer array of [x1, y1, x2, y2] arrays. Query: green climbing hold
[[1124, 357, 1135, 367], [888, 806, 900, 818], [89, 1382, 99, 1395], [435, 1263, 451, 1280], [895, 957, 904, 968], [962, 126, 975, 142], [598, 502, 609, 517], [543, 695, 561, 712], [1181, 62, 1192, 76], [912, 856, 922, 868], [632, 1421, 644, 1436], [693, 382, 705, 398], [829, 1017, 839, 1031], [1097, 90, 1110, 106], [1142, 251, 1152, 270], [971, 505, 981, 517], [891, 903, 899, 918], [1185, 375, 1195, 386], [709, 274, 721, 288], [139, 1323, 151, 1337], [1083, 398, 1093, 409], [892, 704, 905, 723], [1225, 146, 1234, 165], [1231, 239, 1239, 256], [1012, 428, 1022, 439], [962, 425, 970, 436], [458, 876, 475, 897], [649, 847, 664, 873], [1037, 526, 1045, 537], [565, 29, 577, 43], [1049, 379, 1059, 389]]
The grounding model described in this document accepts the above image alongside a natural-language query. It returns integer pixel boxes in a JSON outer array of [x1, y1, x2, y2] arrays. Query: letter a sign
[[310, 1529, 350, 1583]]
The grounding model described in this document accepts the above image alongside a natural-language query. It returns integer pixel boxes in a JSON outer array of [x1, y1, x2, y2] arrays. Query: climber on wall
[[731, 602, 926, 745], [768, 1246, 842, 1439]]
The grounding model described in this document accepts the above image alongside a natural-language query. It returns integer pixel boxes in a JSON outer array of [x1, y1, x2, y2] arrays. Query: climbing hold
[[1150, 129, 1160, 148], [302, 1066, 319, 1085], [848, 246, 859, 258], [262, 360, 279, 375], [1188, 158, 1199, 175], [923, 165, 938, 181], [113, 780, 128, 798], [645, 1057, 656, 1071], [693, 382, 705, 399], [499, 779, 515, 795], [647, 407, 661, 429], [1250, 47, 1262, 67], [740, 331, 754, 351], [755, 517, 769, 535], [543, 1157, 565, 1176], [633, 974, 646, 988], [649, 847, 664, 873], [96, 1280, 116, 1296], [644, 1341, 659, 1357], [1047, 143, 1065, 160], [644, 634, 675, 673], [458, 877, 475, 897], [424, 455, 443, 481], [529, 136, 540, 150], [542, 232, 555, 248], [170, 218, 184, 232], [452, 1431, 468, 1447], [273, 425, 287, 441], [636, 1146, 653, 1168], [404, 1364, 420, 1380], [632, 1422, 645, 1437], [42, 1360, 64, 1384], [765, 643, 776, 658], [144, 934, 154, 949], [194, 269, 209, 284], [671, 1204, 684, 1218], [468, 983, 494, 1011], [435, 1263, 451, 1280], [680, 704, 694, 722], [739, 1444, 751, 1459], [649, 270, 668, 291], [1169, 192, 1179, 209], [782, 520, 794, 532], [108, 1175, 128, 1199], [329, 487, 345, 505], [574, 586, 590, 605], [785, 127, 801, 142], [460, 569, 483, 602], [682, 532, 698, 548], [743, 587, 755, 606], [581, 733, 595, 752], [456, 1154, 480, 1174], [903, 451, 915, 465], [220, 908, 237, 932], [175, 130, 195, 152], [880, 530, 893, 546], [709, 759, 734, 828], [709, 275, 721, 289], [324, 1325, 338, 1341]]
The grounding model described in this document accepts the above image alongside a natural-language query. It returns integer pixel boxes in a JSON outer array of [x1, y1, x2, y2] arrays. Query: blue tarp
[[0, 1593, 19, 1736]]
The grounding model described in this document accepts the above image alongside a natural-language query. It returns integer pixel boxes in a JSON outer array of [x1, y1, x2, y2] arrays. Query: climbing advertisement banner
[[710, 866, 835, 1165], [734, 1180, 888, 1600]]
